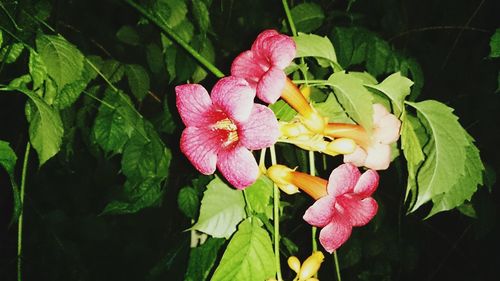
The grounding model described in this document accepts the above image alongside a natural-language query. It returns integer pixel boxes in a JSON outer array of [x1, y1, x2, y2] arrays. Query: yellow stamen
[[212, 118, 237, 131]]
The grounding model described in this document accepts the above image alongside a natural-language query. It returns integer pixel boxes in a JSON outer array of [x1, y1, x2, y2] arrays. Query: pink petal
[[180, 127, 220, 175], [372, 103, 390, 125], [303, 195, 336, 227], [353, 170, 379, 197], [175, 84, 213, 127], [230, 50, 268, 88], [217, 145, 259, 189], [343, 146, 368, 167], [251, 30, 280, 52], [337, 196, 378, 227], [256, 66, 286, 104], [319, 215, 352, 253], [374, 114, 401, 144], [211, 77, 255, 123], [238, 104, 279, 150], [327, 163, 361, 198], [364, 143, 391, 170], [261, 35, 296, 69]]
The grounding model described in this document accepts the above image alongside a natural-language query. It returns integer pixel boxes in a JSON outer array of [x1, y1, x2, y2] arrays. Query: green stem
[[333, 250, 342, 281], [123, 0, 225, 79], [281, 0, 297, 36], [308, 150, 318, 271], [270, 145, 283, 281], [17, 142, 31, 281]]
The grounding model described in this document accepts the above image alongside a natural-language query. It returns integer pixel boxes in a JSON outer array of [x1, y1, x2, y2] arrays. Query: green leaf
[[146, 43, 164, 74], [269, 99, 297, 122], [185, 238, 225, 281], [406, 100, 471, 212], [53, 79, 88, 109], [126, 64, 150, 101], [0, 31, 2, 47], [156, 0, 188, 27], [192, 0, 210, 34], [192, 37, 215, 83], [28, 50, 47, 91], [489, 28, 500, 58], [245, 176, 273, 215], [178, 186, 200, 219], [116, 25, 141, 46], [36, 35, 84, 90], [365, 72, 413, 117], [101, 59, 126, 83], [192, 176, 246, 238], [328, 71, 374, 131], [366, 37, 394, 77], [401, 112, 426, 204], [18, 88, 64, 166], [314, 93, 354, 124], [427, 136, 484, 217], [0, 43, 24, 64], [0, 140, 21, 223], [211, 219, 276, 281], [121, 122, 171, 181], [290, 3, 325, 33], [294, 33, 339, 68], [92, 89, 137, 154], [330, 26, 370, 68]]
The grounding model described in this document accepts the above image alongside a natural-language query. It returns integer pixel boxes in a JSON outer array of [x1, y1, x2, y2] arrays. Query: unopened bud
[[267, 165, 299, 195], [326, 138, 356, 155], [299, 251, 325, 280], [301, 111, 326, 135], [287, 256, 301, 274]]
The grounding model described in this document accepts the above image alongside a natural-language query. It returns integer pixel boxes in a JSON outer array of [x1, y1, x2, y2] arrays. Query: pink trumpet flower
[[176, 77, 280, 189], [231, 29, 296, 104]]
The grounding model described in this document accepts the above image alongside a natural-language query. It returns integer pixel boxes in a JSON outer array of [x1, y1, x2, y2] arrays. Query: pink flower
[[176, 77, 280, 189], [343, 104, 401, 170], [231, 29, 296, 104], [303, 164, 379, 253]]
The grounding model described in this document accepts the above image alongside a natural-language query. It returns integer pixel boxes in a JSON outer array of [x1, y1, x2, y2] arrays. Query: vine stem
[[123, 0, 225, 79], [17, 142, 31, 281], [270, 145, 283, 281], [308, 150, 318, 255], [333, 250, 342, 281], [281, 0, 297, 36]]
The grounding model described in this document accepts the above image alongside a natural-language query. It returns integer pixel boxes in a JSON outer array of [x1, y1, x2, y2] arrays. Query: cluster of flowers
[[176, 30, 401, 252]]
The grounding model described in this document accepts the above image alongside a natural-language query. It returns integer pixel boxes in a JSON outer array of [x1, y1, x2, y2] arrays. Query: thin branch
[[389, 25, 490, 42]]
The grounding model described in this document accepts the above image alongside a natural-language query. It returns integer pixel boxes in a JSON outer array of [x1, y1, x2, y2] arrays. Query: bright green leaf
[[126, 64, 150, 101], [28, 50, 47, 91], [269, 99, 297, 122], [290, 3, 325, 33], [489, 28, 500, 58], [328, 71, 374, 131], [314, 93, 354, 124], [178, 186, 200, 219], [192, 176, 246, 238], [245, 176, 273, 215], [185, 238, 225, 281], [101, 60, 125, 83], [0, 140, 21, 223], [211, 219, 276, 281], [365, 72, 413, 117], [294, 33, 339, 69], [165, 0, 188, 27], [0, 43, 24, 64], [36, 35, 84, 90], [116, 25, 141, 46], [53, 79, 88, 109]]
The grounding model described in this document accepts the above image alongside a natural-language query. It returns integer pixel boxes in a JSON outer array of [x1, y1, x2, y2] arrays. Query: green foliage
[[290, 3, 325, 33], [0, 140, 20, 222], [314, 93, 354, 124], [294, 33, 339, 69], [178, 186, 200, 219], [489, 28, 500, 58], [0, 42, 24, 63], [244, 175, 273, 215], [269, 99, 297, 121], [185, 237, 225, 281], [211, 218, 276, 281], [126, 64, 150, 101], [365, 72, 413, 117], [192, 176, 246, 238], [191, 0, 210, 35], [116, 25, 141, 46]]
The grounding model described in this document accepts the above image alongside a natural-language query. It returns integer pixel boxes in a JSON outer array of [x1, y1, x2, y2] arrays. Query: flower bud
[[267, 165, 299, 194], [287, 256, 301, 274], [326, 138, 356, 155], [299, 251, 325, 280]]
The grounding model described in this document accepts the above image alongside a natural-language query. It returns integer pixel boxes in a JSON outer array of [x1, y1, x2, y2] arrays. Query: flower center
[[211, 117, 239, 147]]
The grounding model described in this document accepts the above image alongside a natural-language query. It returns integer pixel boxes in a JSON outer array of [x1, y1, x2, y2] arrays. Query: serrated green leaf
[[269, 99, 297, 121], [0, 140, 21, 223], [85, 55, 104, 81], [126, 64, 150, 101], [9, 74, 32, 89], [43, 77, 57, 105], [427, 137, 484, 217], [163, 0, 188, 27], [245, 176, 273, 215], [192, 37, 215, 83], [36, 35, 84, 90], [178, 186, 200, 219], [92, 89, 137, 154], [211, 219, 276, 281], [294, 33, 339, 69], [192, 177, 246, 238], [121, 122, 171, 181], [0, 43, 24, 64], [366, 37, 393, 77], [116, 25, 141, 46], [192, 0, 210, 34], [314, 93, 354, 124], [406, 100, 471, 212], [328, 71, 374, 131], [146, 43, 164, 74], [290, 3, 325, 33], [330, 27, 370, 68], [185, 238, 225, 281], [53, 79, 88, 109], [28, 50, 47, 91], [489, 28, 500, 58], [365, 72, 413, 117], [101, 59, 125, 83]]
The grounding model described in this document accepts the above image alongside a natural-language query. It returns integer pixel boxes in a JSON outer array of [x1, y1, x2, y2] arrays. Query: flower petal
[[353, 169, 379, 197], [238, 104, 279, 150], [374, 113, 401, 144], [211, 77, 255, 123], [327, 163, 361, 197], [303, 195, 336, 227], [319, 215, 352, 253], [338, 196, 378, 227], [256, 66, 286, 104], [217, 145, 259, 189], [364, 143, 391, 170], [251, 29, 281, 52], [372, 103, 390, 124], [180, 127, 220, 175], [343, 146, 368, 167], [261, 35, 296, 69], [175, 84, 213, 127], [230, 50, 268, 89]]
